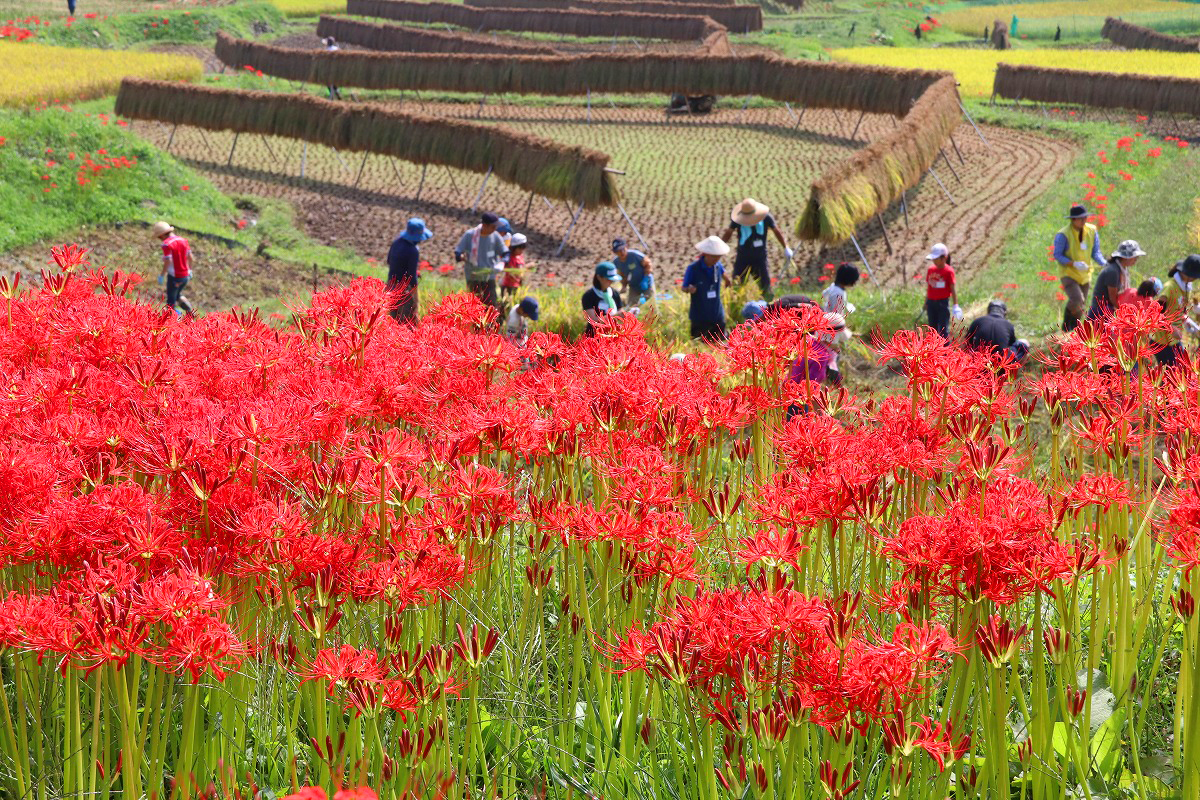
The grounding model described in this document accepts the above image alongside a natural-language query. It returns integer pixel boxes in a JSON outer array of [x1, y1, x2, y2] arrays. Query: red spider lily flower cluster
[[3, 244, 1200, 798]]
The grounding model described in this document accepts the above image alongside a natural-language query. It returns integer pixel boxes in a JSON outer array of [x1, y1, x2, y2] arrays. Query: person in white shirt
[[820, 263, 859, 385], [505, 296, 539, 347]]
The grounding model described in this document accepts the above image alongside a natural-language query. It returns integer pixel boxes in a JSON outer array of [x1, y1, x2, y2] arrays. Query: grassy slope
[[0, 105, 373, 276], [2, 2, 284, 48]]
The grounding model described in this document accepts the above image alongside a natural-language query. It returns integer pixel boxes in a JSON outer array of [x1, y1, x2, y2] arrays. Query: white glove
[[952, 304, 963, 320], [784, 247, 794, 261], [1185, 318, 1200, 334], [1073, 261, 1089, 270], [845, 302, 857, 314]]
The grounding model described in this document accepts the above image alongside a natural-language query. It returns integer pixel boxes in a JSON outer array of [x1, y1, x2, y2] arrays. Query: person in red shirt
[[923, 242, 959, 338], [153, 221, 194, 314]]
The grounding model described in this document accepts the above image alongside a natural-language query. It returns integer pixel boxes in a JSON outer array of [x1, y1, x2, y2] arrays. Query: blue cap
[[497, 217, 512, 235], [611, 238, 628, 253], [595, 261, 620, 282], [401, 217, 432, 243], [519, 296, 539, 321], [742, 300, 768, 322]]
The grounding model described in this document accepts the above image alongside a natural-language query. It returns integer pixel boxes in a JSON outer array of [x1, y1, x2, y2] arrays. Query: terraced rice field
[[131, 99, 1076, 288]]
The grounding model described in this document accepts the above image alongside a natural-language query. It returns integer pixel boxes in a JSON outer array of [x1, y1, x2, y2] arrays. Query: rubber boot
[[1062, 308, 1079, 333]]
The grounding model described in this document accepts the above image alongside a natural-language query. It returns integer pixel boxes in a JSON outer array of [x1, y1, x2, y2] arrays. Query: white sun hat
[[695, 235, 731, 257]]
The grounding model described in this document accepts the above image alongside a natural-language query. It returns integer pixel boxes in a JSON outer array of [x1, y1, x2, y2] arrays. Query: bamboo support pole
[[166, 123, 178, 153], [414, 163, 427, 201], [523, 190, 535, 228], [354, 152, 369, 189], [849, 233, 876, 283], [555, 203, 585, 256], [957, 99, 991, 150], [949, 133, 966, 165], [850, 109, 867, 140], [471, 165, 493, 213], [928, 167, 955, 205], [939, 148, 961, 183], [876, 213, 893, 256], [617, 202, 651, 253]]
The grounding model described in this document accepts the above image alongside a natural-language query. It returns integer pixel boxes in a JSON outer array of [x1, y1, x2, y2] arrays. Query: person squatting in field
[[506, 296, 539, 347], [966, 300, 1029, 363], [153, 221, 193, 315], [683, 236, 733, 342], [1054, 204, 1107, 332], [720, 198, 793, 301], [455, 212, 509, 315], [386, 217, 432, 324]]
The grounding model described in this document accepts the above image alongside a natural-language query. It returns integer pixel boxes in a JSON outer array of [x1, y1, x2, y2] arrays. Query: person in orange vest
[[1053, 204, 1106, 332]]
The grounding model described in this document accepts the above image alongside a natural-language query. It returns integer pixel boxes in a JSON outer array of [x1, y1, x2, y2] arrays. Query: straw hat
[[731, 197, 769, 226], [695, 236, 731, 257], [151, 221, 174, 237]]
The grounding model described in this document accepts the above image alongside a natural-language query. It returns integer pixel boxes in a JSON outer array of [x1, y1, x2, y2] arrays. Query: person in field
[[682, 236, 733, 342], [720, 198, 793, 300], [1118, 277, 1162, 308], [505, 296, 539, 347], [499, 233, 527, 303], [821, 263, 859, 385], [966, 300, 1029, 363], [923, 243, 959, 338], [582, 261, 625, 336], [611, 238, 654, 307], [153, 221, 193, 315], [322, 37, 342, 100], [1087, 239, 1144, 322], [1053, 204, 1106, 332], [455, 212, 508, 315], [1155, 255, 1200, 367], [386, 217, 432, 324]]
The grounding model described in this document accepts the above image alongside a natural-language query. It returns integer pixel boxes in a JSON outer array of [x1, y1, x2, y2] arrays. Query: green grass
[[0, 106, 373, 278], [5, 2, 285, 49], [951, 100, 1200, 339]]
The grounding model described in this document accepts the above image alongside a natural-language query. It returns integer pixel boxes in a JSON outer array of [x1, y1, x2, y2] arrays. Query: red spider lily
[[975, 615, 1028, 667]]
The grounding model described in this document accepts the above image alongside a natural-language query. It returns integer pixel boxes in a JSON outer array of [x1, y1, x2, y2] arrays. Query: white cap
[[925, 243, 948, 260], [509, 233, 527, 247]]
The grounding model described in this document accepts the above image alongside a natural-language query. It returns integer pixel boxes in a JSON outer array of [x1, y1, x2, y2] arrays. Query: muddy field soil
[[130, 98, 1076, 292]]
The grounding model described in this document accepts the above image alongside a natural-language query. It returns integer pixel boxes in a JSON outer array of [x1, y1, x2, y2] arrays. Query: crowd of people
[[147, 195, 1199, 379]]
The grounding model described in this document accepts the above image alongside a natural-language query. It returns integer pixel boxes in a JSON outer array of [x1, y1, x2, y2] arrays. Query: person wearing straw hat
[[1087, 239, 1144, 322], [455, 211, 509, 315], [682, 236, 733, 342], [721, 198, 793, 300], [1053, 204, 1106, 332], [386, 217, 432, 324], [153, 220, 194, 315]]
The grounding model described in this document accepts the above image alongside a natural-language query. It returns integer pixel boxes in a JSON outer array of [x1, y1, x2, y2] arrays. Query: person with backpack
[[153, 221, 194, 315]]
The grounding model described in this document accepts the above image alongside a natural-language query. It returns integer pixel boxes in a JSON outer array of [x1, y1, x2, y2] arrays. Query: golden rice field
[[0, 43, 201, 108], [833, 46, 1200, 97], [938, 0, 1199, 35], [268, 0, 346, 16]]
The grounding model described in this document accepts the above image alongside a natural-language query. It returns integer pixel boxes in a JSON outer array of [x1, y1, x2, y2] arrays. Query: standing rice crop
[[0, 41, 200, 108]]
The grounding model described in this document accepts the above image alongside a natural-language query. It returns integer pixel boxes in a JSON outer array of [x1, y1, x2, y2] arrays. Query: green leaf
[[1089, 705, 1126, 779]]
